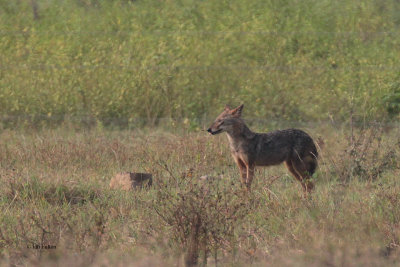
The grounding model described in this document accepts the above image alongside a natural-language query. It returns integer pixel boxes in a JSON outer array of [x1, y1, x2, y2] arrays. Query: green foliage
[[383, 80, 400, 118], [0, 0, 400, 126]]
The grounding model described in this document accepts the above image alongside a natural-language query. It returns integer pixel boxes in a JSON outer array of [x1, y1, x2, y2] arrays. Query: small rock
[[109, 172, 152, 190]]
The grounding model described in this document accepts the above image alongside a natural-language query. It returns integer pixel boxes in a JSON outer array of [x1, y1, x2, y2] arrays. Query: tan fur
[[207, 104, 318, 193]]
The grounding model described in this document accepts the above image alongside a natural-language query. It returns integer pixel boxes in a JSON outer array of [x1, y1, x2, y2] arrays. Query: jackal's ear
[[224, 105, 231, 111], [231, 104, 244, 117]]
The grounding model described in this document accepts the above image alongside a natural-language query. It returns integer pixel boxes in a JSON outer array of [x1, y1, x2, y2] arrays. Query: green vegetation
[[1, 0, 400, 127]]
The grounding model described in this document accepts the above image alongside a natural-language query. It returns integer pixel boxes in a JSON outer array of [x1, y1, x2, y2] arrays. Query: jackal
[[207, 104, 318, 192]]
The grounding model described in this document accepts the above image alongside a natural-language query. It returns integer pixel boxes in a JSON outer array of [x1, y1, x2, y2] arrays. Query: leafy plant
[[383, 81, 400, 118]]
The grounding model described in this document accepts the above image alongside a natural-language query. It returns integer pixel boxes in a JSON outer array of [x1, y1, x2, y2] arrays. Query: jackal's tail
[[306, 141, 318, 175], [285, 130, 319, 192], [306, 154, 318, 175], [293, 139, 318, 176]]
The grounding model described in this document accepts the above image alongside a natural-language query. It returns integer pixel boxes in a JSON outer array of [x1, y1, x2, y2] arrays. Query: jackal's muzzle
[[207, 128, 223, 135]]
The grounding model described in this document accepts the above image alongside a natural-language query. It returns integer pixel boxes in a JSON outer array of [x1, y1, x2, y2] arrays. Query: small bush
[[331, 124, 399, 183], [152, 175, 249, 266], [383, 81, 400, 119]]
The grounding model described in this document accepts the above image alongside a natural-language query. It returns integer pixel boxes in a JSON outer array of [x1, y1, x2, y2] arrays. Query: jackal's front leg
[[245, 165, 255, 190], [234, 157, 247, 187]]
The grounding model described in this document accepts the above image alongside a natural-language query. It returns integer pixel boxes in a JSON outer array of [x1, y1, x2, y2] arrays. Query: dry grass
[[0, 124, 399, 266]]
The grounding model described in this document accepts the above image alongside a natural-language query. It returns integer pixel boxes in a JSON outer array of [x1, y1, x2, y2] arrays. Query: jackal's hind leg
[[285, 160, 314, 193], [290, 158, 314, 193], [285, 161, 305, 188]]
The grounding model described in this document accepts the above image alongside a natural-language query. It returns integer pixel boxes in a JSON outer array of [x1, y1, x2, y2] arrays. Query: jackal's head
[[207, 104, 244, 135]]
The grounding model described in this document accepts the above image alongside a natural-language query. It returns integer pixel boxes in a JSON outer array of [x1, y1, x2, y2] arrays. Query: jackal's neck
[[225, 119, 255, 143]]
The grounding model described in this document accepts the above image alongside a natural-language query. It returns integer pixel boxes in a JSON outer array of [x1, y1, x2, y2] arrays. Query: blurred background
[[1, 0, 400, 129]]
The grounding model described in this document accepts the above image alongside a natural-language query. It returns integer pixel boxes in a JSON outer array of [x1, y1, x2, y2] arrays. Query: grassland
[[0, 123, 399, 266], [1, 0, 400, 266], [1, 0, 400, 127]]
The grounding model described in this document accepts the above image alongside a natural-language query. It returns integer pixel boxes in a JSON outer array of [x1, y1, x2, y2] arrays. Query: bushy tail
[[307, 156, 318, 175], [301, 143, 318, 176], [307, 143, 318, 175]]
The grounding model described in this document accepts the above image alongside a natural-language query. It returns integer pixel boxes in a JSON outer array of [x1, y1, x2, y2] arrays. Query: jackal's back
[[253, 128, 318, 167]]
